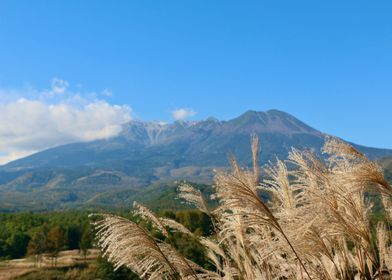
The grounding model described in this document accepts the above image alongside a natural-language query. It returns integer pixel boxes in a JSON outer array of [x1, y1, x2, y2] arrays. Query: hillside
[[0, 109, 391, 211], [380, 157, 392, 182]]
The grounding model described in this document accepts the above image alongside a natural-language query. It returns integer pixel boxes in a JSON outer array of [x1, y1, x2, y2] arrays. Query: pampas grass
[[92, 136, 392, 280]]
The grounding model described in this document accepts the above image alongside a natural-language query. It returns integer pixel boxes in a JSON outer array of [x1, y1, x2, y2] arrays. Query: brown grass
[[93, 136, 392, 280], [0, 249, 99, 280]]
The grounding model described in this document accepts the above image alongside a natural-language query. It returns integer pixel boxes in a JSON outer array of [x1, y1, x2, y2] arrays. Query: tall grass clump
[[92, 136, 392, 279]]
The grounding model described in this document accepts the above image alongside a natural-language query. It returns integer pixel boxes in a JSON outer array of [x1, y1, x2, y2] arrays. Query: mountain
[[1, 109, 391, 211], [380, 157, 392, 182]]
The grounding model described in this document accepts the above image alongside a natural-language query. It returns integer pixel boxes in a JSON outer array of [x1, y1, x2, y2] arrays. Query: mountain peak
[[228, 109, 319, 135], [2, 109, 392, 211], [265, 109, 291, 117], [205, 116, 219, 122]]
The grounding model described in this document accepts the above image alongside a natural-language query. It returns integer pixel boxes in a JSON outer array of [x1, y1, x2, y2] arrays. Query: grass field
[[0, 249, 99, 280]]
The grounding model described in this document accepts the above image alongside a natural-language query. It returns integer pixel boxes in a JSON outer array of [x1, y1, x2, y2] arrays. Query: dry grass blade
[[251, 134, 260, 185], [159, 218, 194, 236], [133, 201, 169, 237], [322, 136, 364, 159], [214, 136, 313, 279], [261, 159, 305, 215], [92, 135, 392, 280], [91, 214, 179, 279], [178, 183, 209, 214]]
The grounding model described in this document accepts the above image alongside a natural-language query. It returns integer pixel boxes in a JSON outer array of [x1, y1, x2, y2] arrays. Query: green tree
[[27, 229, 47, 267], [0, 238, 9, 259], [8, 232, 30, 258], [45, 226, 66, 266], [79, 226, 92, 262], [67, 225, 82, 250]]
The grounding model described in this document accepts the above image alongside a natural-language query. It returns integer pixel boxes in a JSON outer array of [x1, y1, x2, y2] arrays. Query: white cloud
[[171, 108, 196, 121], [51, 77, 69, 94], [102, 89, 113, 97], [0, 79, 132, 165], [0, 150, 34, 166]]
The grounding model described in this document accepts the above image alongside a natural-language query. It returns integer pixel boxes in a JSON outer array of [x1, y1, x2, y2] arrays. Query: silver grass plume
[[92, 214, 179, 279], [177, 183, 209, 215], [92, 136, 392, 280]]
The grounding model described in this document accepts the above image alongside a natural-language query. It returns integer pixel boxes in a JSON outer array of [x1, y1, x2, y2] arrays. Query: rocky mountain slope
[[1, 109, 391, 211]]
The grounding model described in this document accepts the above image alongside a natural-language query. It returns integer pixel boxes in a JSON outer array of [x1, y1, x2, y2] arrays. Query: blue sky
[[0, 0, 391, 162]]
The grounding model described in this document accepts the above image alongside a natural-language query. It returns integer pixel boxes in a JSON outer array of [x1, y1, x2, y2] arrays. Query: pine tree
[[79, 225, 92, 262]]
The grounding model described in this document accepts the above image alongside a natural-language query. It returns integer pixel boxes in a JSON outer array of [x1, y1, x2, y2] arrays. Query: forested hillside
[[0, 208, 213, 280]]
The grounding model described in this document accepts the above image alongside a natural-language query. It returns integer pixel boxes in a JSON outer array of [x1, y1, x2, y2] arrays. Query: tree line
[[0, 209, 212, 264], [0, 211, 92, 261]]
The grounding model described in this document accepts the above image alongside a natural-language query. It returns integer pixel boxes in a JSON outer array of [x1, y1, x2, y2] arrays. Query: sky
[[0, 0, 391, 163]]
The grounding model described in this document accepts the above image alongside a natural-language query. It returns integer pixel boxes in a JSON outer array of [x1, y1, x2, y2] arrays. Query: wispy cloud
[[102, 89, 113, 97], [0, 79, 132, 165], [50, 77, 69, 94], [171, 108, 196, 121]]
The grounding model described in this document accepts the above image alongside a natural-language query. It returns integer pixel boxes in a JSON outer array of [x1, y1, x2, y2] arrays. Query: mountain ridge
[[3, 109, 390, 171], [0, 109, 391, 211], [0, 110, 324, 169]]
